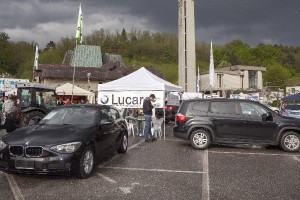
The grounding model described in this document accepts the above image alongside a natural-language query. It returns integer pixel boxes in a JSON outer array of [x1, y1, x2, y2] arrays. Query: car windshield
[[39, 107, 97, 125], [285, 104, 300, 110]]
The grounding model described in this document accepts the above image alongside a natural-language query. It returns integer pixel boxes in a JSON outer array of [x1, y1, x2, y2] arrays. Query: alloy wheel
[[83, 150, 94, 174], [193, 132, 208, 148], [123, 135, 128, 150], [284, 135, 300, 151]]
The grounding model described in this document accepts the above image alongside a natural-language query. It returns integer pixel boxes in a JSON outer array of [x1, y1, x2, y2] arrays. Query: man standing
[[143, 94, 157, 142], [2, 94, 14, 113]]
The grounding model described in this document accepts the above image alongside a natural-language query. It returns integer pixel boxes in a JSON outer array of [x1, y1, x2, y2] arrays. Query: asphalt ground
[[0, 124, 299, 200]]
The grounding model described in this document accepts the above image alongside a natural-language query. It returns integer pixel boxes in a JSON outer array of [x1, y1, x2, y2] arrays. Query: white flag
[[75, 3, 83, 45], [34, 45, 39, 69], [197, 66, 200, 93], [209, 40, 215, 87]]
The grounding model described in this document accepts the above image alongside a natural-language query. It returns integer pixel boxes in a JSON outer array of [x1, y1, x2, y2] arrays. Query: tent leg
[[163, 93, 166, 140]]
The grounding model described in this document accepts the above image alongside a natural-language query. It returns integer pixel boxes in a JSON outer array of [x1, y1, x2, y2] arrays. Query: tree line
[[0, 29, 299, 88]]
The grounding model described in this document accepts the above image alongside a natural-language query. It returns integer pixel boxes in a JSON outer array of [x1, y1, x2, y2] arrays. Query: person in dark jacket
[[143, 94, 157, 142]]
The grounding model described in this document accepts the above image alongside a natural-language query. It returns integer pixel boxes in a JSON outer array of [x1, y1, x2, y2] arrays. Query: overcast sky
[[1, 0, 300, 48]]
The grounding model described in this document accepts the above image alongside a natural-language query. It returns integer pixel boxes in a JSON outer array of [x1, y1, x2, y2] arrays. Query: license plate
[[15, 160, 34, 169]]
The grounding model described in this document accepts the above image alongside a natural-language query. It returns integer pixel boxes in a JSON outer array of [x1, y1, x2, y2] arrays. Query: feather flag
[[209, 40, 215, 87], [34, 45, 39, 69], [197, 66, 200, 93], [75, 3, 83, 45]]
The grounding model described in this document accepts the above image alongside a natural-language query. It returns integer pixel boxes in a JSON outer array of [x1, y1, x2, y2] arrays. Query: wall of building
[[42, 78, 98, 93], [243, 70, 249, 89], [286, 86, 300, 95], [257, 71, 263, 89], [223, 74, 241, 90]]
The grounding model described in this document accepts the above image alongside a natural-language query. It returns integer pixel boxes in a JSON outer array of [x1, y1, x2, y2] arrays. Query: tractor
[[16, 82, 57, 127]]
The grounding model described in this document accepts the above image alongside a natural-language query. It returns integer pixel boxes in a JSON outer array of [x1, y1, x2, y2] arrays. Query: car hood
[[2, 124, 94, 146], [278, 115, 300, 124]]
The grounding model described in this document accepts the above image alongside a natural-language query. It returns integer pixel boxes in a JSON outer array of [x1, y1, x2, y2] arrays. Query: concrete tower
[[178, 0, 196, 92]]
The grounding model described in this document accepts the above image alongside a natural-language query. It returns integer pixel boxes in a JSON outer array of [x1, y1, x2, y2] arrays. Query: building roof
[[220, 65, 267, 72], [71, 45, 103, 67], [34, 63, 164, 83], [34, 62, 134, 82], [201, 65, 266, 75]]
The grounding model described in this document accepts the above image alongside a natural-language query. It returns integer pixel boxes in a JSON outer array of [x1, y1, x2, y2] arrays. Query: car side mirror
[[262, 112, 273, 122]]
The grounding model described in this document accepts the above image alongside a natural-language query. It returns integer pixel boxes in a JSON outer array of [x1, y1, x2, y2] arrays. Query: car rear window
[[210, 101, 236, 115], [189, 101, 209, 115], [285, 104, 300, 110]]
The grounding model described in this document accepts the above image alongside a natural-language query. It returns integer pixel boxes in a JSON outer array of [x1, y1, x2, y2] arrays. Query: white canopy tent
[[98, 67, 183, 139], [99, 67, 183, 92], [56, 83, 95, 103]]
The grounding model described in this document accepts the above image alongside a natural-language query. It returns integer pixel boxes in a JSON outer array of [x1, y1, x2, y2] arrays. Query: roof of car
[[183, 98, 257, 103], [57, 104, 112, 109]]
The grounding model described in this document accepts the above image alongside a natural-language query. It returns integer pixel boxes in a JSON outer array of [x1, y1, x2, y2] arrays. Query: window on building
[[217, 74, 222, 88], [248, 71, 258, 89]]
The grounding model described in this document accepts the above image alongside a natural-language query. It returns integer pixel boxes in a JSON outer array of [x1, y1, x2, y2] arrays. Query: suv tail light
[[166, 106, 173, 111], [176, 113, 186, 123]]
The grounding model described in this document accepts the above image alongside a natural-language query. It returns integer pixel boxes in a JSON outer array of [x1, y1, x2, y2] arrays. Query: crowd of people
[[57, 98, 90, 106], [0, 94, 17, 126]]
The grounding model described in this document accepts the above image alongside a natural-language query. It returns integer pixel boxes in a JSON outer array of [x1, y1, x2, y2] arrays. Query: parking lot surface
[[0, 123, 299, 200]]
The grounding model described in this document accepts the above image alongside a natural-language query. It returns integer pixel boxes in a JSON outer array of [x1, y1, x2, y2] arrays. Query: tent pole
[[163, 92, 166, 140]]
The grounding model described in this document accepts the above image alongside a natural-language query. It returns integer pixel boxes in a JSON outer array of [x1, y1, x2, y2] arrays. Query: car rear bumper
[[173, 126, 189, 140]]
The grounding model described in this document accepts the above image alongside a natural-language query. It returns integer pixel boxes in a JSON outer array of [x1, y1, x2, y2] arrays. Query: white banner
[[97, 91, 164, 108], [167, 93, 180, 106], [0, 79, 29, 92]]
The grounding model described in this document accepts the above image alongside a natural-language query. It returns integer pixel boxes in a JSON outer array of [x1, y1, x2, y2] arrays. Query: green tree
[[263, 64, 291, 88]]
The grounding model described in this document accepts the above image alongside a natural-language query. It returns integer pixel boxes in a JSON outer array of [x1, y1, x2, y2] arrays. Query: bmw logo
[[100, 95, 109, 104]]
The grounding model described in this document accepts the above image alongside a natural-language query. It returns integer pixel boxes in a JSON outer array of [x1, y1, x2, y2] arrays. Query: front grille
[[25, 147, 43, 158], [9, 146, 24, 157]]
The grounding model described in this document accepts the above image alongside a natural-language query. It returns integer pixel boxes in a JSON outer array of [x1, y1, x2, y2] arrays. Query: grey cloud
[[0, 0, 300, 47]]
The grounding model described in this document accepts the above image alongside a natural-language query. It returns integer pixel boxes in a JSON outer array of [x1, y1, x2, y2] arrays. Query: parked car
[[173, 99, 300, 152], [156, 105, 179, 123], [261, 102, 280, 114], [0, 105, 128, 178], [281, 104, 300, 119]]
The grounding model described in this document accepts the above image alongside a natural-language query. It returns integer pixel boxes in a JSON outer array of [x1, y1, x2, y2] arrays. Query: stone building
[[200, 65, 266, 96]]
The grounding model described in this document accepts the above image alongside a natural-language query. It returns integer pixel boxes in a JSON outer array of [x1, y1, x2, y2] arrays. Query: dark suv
[[173, 99, 300, 152]]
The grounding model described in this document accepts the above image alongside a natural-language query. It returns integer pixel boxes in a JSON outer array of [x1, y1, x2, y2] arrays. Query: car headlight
[[0, 140, 7, 151], [50, 142, 82, 153]]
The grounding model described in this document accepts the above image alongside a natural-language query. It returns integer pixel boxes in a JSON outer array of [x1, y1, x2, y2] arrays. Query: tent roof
[[56, 83, 93, 96], [98, 67, 183, 92], [281, 93, 300, 101]]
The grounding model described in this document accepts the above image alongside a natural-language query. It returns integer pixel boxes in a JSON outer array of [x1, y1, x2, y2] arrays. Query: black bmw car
[[0, 105, 128, 178]]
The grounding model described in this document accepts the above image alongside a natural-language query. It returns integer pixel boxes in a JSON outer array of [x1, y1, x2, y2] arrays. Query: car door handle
[[243, 120, 249, 123], [209, 118, 216, 121]]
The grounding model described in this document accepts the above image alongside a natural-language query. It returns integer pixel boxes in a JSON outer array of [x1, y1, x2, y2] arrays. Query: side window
[[240, 102, 267, 117], [109, 108, 120, 120], [20, 89, 31, 107], [42, 90, 56, 109], [210, 102, 236, 115], [100, 108, 111, 123], [189, 101, 209, 115]]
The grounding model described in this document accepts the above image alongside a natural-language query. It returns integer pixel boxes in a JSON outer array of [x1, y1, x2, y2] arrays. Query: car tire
[[280, 131, 300, 152], [190, 129, 211, 150], [76, 146, 95, 179], [117, 134, 128, 153]]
